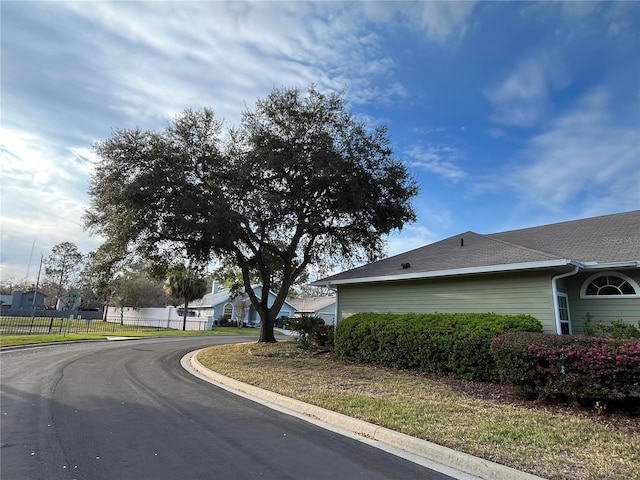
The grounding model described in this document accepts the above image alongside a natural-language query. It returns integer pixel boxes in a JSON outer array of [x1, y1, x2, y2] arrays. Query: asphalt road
[[1, 336, 455, 480]]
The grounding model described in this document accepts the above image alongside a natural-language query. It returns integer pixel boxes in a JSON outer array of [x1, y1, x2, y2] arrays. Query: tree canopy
[[44, 241, 84, 306], [85, 85, 417, 342], [84, 246, 173, 320]]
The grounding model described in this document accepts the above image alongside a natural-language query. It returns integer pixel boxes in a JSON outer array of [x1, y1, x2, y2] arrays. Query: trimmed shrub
[[334, 312, 542, 381], [491, 332, 640, 403]]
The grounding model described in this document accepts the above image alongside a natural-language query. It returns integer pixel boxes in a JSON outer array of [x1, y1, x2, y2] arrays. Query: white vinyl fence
[[104, 306, 213, 331]]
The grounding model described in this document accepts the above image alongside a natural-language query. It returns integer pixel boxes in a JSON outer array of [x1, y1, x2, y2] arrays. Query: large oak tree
[[85, 86, 417, 342]]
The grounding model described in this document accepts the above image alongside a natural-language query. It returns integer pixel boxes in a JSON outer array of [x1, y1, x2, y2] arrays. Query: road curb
[[0, 339, 108, 351], [187, 349, 545, 480]]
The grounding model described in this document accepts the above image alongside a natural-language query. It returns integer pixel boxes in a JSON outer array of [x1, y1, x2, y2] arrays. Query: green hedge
[[334, 312, 542, 381], [490, 332, 640, 404]]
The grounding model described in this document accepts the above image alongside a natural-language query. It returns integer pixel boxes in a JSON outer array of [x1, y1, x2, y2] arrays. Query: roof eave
[[318, 259, 576, 286]]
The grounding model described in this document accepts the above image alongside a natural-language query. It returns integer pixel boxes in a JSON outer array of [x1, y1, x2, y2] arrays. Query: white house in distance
[[189, 282, 297, 326], [103, 282, 298, 330]]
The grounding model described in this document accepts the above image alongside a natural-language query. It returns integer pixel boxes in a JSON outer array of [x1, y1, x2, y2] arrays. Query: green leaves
[[86, 85, 417, 338], [44, 241, 85, 300], [335, 312, 542, 381], [164, 266, 208, 304]]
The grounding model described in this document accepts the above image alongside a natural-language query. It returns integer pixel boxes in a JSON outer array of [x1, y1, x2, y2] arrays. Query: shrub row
[[334, 312, 542, 381], [490, 332, 640, 403]]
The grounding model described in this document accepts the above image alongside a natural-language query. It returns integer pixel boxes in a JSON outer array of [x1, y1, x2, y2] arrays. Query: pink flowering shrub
[[490, 332, 640, 403]]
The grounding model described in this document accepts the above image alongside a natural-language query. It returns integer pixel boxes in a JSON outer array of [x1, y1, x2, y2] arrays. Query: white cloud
[[508, 87, 640, 213], [362, 1, 476, 41], [417, 2, 476, 41], [1, 129, 103, 280], [406, 145, 467, 181], [485, 50, 571, 127], [386, 225, 439, 257], [2, 2, 420, 281]]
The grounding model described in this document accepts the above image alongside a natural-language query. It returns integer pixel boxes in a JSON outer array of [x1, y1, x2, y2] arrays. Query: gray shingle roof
[[289, 296, 336, 312], [320, 210, 640, 284], [489, 210, 640, 263]]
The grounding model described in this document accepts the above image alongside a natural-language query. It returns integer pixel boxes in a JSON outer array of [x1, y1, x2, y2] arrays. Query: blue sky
[[1, 1, 639, 282]]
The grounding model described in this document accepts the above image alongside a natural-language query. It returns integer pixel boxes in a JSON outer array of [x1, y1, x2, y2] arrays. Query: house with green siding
[[316, 211, 640, 335]]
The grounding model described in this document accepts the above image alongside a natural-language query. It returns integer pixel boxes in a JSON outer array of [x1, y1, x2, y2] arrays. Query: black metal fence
[[1, 308, 104, 320], [0, 316, 208, 336]]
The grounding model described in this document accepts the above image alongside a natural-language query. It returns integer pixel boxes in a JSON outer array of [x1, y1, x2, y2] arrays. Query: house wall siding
[[337, 271, 557, 332], [566, 269, 640, 334]]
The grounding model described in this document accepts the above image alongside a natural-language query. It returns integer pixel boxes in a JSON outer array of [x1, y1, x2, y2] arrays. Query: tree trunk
[[182, 300, 188, 331], [257, 311, 277, 343]]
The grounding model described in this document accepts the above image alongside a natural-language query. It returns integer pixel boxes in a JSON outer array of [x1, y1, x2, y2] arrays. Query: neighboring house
[[316, 211, 640, 335], [190, 282, 298, 326], [9, 290, 47, 310], [289, 296, 337, 325], [1, 295, 13, 310]]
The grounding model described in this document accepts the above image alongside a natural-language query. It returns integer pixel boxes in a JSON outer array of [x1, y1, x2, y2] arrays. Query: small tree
[[44, 241, 84, 306], [288, 314, 326, 349], [164, 267, 208, 331], [84, 245, 169, 321], [231, 293, 250, 327]]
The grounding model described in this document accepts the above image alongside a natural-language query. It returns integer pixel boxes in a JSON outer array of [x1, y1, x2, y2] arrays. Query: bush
[[287, 314, 326, 349], [584, 313, 640, 339], [491, 332, 640, 404], [334, 312, 542, 381], [315, 324, 334, 348]]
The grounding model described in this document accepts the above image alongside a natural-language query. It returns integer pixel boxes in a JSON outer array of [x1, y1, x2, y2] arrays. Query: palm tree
[[164, 267, 208, 331]]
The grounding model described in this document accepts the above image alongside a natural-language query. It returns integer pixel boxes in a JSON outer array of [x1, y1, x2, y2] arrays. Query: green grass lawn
[[0, 326, 258, 347], [198, 342, 640, 480]]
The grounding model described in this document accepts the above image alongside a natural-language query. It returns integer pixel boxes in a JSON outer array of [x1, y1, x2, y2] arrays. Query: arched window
[[580, 272, 640, 298], [223, 302, 233, 319]]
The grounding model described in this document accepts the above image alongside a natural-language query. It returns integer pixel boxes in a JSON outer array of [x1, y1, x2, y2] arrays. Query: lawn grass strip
[[189, 349, 545, 480], [196, 342, 640, 480]]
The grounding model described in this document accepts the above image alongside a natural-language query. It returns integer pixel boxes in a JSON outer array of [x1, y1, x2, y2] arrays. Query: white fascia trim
[[579, 261, 640, 270], [325, 259, 575, 286]]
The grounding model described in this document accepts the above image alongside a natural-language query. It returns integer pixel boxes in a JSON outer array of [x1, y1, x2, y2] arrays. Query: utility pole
[[31, 254, 43, 321]]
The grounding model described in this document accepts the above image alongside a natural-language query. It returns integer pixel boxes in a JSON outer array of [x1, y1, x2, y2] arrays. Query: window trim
[[580, 271, 640, 299], [556, 292, 572, 335]]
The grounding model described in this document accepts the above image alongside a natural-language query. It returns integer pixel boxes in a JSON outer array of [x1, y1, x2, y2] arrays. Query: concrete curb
[[186, 349, 545, 480], [0, 339, 109, 351]]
